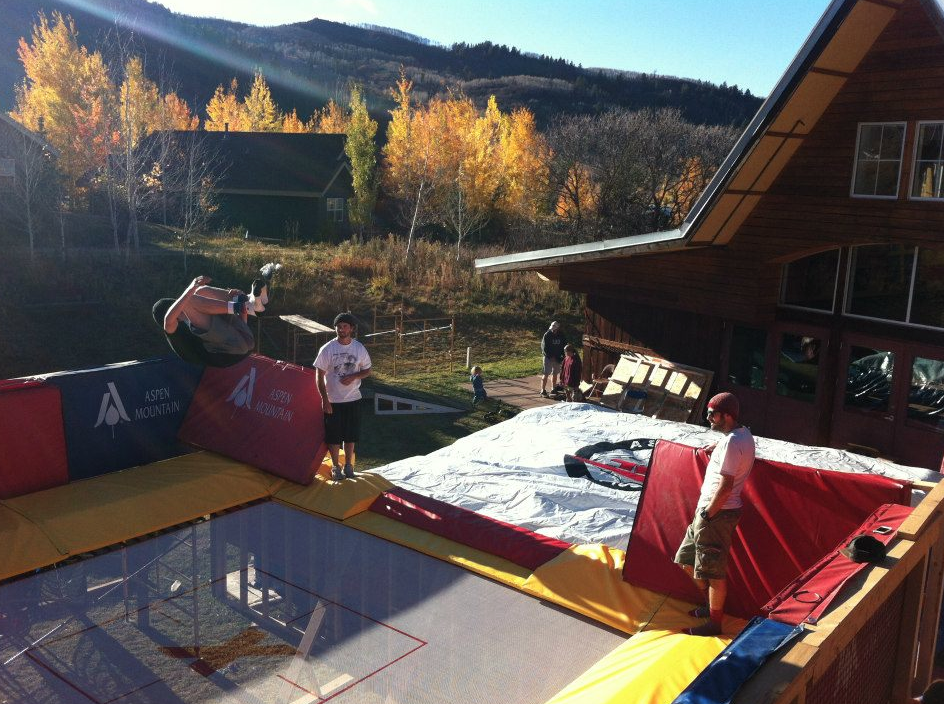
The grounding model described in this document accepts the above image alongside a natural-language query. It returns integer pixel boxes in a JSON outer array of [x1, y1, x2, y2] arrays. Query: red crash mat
[[371, 487, 572, 571], [622, 440, 911, 619], [764, 503, 912, 625], [178, 355, 326, 484], [0, 379, 69, 498]]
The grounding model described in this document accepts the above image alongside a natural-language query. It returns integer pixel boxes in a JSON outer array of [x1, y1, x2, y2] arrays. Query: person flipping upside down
[[152, 275, 268, 367]]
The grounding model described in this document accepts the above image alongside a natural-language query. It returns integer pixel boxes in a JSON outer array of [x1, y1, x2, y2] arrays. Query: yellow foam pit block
[[274, 467, 394, 521], [0, 452, 282, 569], [542, 628, 730, 704], [345, 510, 532, 589], [523, 544, 688, 634], [0, 503, 63, 581]]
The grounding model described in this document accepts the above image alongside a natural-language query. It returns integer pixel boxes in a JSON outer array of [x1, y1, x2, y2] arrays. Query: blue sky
[[153, 0, 832, 97]]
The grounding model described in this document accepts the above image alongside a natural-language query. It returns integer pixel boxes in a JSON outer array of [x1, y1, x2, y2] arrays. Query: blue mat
[[673, 617, 802, 704]]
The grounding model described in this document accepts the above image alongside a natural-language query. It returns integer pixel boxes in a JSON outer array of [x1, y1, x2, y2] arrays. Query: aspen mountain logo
[[94, 382, 130, 437], [226, 367, 256, 409], [93, 380, 183, 438], [226, 366, 295, 423]]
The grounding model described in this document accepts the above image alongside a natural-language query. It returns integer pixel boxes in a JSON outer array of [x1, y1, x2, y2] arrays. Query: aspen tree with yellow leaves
[[12, 12, 116, 197], [310, 99, 349, 134], [243, 70, 282, 132], [383, 76, 550, 256], [205, 79, 247, 132]]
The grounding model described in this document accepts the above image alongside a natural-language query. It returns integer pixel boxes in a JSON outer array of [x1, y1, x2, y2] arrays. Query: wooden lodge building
[[478, 0, 944, 470]]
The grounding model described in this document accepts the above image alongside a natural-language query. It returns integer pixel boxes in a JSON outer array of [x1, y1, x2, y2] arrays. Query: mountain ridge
[[0, 0, 762, 127]]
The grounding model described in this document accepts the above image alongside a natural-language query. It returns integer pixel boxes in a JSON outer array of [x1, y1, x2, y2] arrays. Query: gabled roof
[[164, 131, 349, 196], [0, 113, 60, 158], [477, 0, 944, 274]]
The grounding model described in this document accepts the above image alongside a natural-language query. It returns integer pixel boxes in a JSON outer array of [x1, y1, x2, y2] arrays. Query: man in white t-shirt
[[674, 391, 755, 636], [314, 312, 372, 480]]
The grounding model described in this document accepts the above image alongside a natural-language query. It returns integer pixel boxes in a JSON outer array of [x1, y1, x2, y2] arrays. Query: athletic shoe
[[343, 464, 355, 479], [688, 605, 710, 619], [248, 279, 268, 315], [540, 390, 549, 397], [687, 621, 722, 637], [231, 293, 250, 316], [331, 465, 343, 481]]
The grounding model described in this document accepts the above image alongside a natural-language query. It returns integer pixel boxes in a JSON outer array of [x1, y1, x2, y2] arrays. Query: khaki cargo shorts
[[674, 508, 741, 581]]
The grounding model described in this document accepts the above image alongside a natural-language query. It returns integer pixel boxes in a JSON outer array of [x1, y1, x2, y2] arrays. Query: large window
[[851, 122, 905, 198], [846, 244, 944, 330], [911, 122, 944, 199], [780, 249, 840, 312], [846, 244, 914, 322], [326, 197, 345, 222]]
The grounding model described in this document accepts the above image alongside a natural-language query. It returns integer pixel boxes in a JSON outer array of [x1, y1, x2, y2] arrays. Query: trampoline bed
[[0, 501, 626, 704]]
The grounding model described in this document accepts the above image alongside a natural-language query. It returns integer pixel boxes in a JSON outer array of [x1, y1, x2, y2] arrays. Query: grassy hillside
[[0, 230, 580, 378]]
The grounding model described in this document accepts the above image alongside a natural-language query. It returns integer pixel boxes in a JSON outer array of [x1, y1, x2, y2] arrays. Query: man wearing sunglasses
[[674, 391, 755, 636]]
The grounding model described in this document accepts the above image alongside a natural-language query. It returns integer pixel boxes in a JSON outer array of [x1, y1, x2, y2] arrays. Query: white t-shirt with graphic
[[697, 426, 755, 511], [313, 338, 372, 403]]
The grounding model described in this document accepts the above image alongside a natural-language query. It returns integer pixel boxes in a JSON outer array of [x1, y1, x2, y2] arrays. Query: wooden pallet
[[599, 351, 714, 424]]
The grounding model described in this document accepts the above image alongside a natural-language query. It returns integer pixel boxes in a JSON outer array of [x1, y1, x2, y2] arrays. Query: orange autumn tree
[[310, 99, 349, 134], [13, 11, 116, 195], [205, 78, 247, 131], [158, 92, 199, 131], [384, 76, 548, 256], [281, 108, 308, 133]]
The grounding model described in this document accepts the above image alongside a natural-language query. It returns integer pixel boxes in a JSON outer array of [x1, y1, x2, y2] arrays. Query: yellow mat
[[274, 468, 393, 521], [0, 451, 281, 575], [542, 628, 730, 704], [523, 544, 694, 635], [0, 503, 63, 582], [346, 510, 533, 588]]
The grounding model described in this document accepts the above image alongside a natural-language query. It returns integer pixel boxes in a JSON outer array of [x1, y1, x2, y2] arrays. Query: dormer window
[[851, 122, 905, 198], [910, 122, 944, 199]]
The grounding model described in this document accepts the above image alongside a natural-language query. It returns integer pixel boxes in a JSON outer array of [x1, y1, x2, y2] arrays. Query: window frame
[[849, 121, 907, 200], [841, 244, 944, 332], [326, 197, 345, 223], [909, 120, 944, 201], [778, 248, 841, 314]]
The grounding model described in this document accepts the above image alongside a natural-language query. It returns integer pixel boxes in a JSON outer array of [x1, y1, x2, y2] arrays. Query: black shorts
[[324, 400, 362, 445]]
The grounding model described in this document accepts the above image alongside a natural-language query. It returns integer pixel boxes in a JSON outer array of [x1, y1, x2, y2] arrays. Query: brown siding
[[559, 0, 944, 325]]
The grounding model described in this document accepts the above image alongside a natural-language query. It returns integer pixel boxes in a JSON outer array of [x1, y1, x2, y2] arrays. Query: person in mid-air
[[152, 275, 268, 367]]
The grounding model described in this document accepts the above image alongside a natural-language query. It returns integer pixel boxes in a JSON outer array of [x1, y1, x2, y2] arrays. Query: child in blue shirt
[[470, 366, 487, 405]]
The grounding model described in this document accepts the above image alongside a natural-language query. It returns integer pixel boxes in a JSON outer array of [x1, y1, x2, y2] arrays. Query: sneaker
[[687, 620, 722, 637], [249, 279, 268, 315], [540, 390, 549, 398], [231, 293, 250, 316], [331, 465, 343, 481], [688, 605, 711, 619], [343, 464, 355, 479]]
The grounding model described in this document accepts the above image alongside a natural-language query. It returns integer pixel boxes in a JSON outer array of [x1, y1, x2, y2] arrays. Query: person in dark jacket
[[541, 321, 566, 397]]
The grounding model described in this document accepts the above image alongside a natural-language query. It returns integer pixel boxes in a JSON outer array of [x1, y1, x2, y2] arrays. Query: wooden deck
[[468, 374, 562, 411]]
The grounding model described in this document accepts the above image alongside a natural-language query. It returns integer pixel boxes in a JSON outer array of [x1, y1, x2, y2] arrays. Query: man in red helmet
[[674, 391, 755, 636]]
